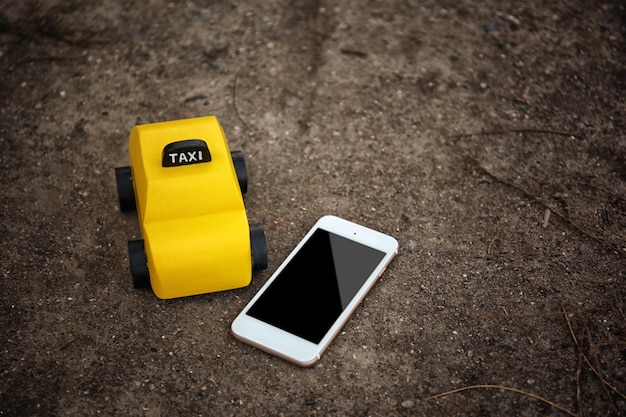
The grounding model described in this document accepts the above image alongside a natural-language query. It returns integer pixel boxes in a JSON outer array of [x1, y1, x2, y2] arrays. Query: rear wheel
[[115, 166, 136, 211], [250, 225, 268, 271], [231, 151, 248, 194], [128, 239, 150, 288]]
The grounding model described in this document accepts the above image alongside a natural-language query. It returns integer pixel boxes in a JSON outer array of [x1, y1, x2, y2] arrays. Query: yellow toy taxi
[[115, 116, 267, 299]]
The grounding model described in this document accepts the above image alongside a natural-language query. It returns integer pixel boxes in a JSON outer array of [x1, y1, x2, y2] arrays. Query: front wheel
[[250, 225, 268, 271], [128, 239, 150, 288], [231, 151, 248, 194]]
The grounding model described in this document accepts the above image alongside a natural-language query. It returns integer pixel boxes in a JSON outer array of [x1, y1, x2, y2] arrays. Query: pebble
[[401, 400, 415, 408], [484, 21, 502, 33], [204, 44, 227, 59], [200, 9, 212, 21]]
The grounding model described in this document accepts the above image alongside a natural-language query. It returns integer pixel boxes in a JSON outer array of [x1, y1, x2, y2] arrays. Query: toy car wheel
[[250, 224, 268, 271], [128, 239, 150, 288], [115, 166, 136, 211], [231, 151, 248, 194]]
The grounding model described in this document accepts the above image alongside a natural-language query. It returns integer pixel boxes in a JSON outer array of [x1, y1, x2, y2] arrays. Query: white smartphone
[[231, 215, 399, 367]]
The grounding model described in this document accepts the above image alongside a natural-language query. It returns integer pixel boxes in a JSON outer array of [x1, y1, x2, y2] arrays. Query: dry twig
[[424, 384, 578, 417]]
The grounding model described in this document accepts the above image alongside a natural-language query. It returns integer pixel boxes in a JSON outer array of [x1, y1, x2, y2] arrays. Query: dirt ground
[[1, 0, 625, 416]]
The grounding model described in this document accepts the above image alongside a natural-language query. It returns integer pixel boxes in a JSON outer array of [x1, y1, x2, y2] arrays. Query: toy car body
[[115, 116, 267, 299]]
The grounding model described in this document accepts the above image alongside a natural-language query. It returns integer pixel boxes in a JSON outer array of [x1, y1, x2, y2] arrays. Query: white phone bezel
[[231, 215, 399, 367]]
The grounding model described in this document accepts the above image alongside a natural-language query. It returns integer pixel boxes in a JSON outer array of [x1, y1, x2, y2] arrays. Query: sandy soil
[[1, 0, 625, 416]]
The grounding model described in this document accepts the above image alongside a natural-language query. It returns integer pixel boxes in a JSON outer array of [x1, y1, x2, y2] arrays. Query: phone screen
[[247, 229, 386, 344]]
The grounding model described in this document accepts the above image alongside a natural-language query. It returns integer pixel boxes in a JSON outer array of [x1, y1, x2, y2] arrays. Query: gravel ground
[[1, 1, 625, 416]]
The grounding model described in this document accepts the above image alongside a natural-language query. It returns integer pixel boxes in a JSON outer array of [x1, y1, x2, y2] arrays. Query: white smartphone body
[[231, 215, 399, 367]]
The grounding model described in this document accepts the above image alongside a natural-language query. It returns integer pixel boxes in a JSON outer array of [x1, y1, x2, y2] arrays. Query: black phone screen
[[247, 229, 386, 344]]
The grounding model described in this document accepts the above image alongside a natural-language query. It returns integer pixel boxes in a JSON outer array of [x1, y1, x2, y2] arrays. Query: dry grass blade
[[561, 304, 626, 401], [463, 152, 625, 259], [468, 287, 625, 319], [616, 294, 626, 322], [486, 230, 500, 255], [451, 127, 583, 140], [583, 315, 620, 415], [424, 384, 578, 417], [575, 352, 583, 417], [234, 73, 259, 138]]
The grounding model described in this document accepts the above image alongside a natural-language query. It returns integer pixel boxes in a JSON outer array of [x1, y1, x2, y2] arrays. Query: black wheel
[[231, 151, 247, 194], [128, 239, 150, 288], [115, 166, 136, 211], [250, 224, 268, 271]]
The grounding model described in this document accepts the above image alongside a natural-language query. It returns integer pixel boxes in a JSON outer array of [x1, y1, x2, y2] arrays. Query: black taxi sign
[[162, 139, 211, 167]]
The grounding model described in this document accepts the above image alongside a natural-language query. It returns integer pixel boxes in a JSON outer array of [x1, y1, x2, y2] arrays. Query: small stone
[[401, 400, 415, 408], [484, 22, 502, 33], [204, 43, 228, 60], [200, 9, 212, 21]]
